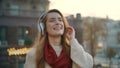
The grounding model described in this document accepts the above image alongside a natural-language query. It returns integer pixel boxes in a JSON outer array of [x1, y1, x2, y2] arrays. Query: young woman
[[24, 9, 93, 68]]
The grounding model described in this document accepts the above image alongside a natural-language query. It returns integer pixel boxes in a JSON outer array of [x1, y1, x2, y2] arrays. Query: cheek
[[46, 24, 53, 33]]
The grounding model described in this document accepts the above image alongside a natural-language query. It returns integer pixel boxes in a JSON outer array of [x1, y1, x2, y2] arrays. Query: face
[[46, 12, 64, 37]]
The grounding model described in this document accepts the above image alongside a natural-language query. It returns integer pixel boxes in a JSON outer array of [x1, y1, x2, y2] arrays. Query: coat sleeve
[[24, 48, 36, 68], [70, 38, 93, 68]]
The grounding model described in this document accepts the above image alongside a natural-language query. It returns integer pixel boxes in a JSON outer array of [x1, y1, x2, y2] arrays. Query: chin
[[55, 33, 63, 36], [51, 33, 64, 36]]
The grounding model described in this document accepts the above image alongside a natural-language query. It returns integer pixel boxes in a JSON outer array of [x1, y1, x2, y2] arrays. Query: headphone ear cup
[[37, 12, 46, 35], [37, 22, 41, 32], [40, 22, 44, 35], [37, 22, 45, 35]]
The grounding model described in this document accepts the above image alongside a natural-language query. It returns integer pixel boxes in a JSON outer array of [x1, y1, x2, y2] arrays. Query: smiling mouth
[[53, 27, 62, 30], [53, 24, 64, 31]]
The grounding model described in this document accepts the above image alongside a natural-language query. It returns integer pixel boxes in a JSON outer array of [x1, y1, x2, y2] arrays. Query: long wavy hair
[[34, 9, 71, 68]]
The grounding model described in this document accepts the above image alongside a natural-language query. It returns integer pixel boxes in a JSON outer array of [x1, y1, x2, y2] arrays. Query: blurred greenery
[[106, 47, 116, 68]]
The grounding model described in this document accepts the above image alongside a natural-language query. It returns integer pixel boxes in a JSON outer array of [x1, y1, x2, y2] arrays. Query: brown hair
[[35, 9, 70, 68]]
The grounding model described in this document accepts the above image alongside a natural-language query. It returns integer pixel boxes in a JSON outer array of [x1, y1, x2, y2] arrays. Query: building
[[95, 19, 120, 67], [66, 13, 83, 44], [82, 17, 107, 54], [106, 20, 120, 50], [0, 0, 50, 68]]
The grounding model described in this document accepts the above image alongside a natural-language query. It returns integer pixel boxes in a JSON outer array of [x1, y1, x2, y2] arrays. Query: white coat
[[24, 38, 93, 68]]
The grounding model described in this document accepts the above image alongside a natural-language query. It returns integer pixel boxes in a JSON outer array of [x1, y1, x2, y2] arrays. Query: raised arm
[[66, 26, 93, 68], [70, 38, 93, 68]]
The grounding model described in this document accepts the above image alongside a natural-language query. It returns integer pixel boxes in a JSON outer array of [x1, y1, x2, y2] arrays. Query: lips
[[53, 25, 63, 30], [53, 27, 62, 30]]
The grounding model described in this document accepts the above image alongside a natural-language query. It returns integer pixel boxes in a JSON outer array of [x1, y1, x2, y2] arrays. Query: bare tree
[[82, 17, 107, 67]]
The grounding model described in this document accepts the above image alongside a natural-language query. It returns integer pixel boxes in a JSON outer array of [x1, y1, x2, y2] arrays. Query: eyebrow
[[49, 17, 62, 20]]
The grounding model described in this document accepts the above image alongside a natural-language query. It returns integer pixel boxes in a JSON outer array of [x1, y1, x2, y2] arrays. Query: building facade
[[0, 0, 50, 68], [94, 19, 120, 67], [66, 13, 83, 45], [0, 0, 84, 68]]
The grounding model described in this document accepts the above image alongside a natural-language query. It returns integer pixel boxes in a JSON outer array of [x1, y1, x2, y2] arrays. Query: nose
[[55, 19, 60, 25]]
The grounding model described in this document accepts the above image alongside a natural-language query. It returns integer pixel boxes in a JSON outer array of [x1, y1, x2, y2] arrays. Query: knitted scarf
[[44, 42, 72, 68]]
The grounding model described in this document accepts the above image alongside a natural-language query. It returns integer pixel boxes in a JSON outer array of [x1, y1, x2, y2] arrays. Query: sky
[[49, 0, 120, 20]]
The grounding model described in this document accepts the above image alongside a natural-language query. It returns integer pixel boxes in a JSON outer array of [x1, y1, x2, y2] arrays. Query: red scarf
[[44, 42, 72, 68]]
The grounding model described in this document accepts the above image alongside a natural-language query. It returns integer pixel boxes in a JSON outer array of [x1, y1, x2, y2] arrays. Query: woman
[[24, 9, 93, 68]]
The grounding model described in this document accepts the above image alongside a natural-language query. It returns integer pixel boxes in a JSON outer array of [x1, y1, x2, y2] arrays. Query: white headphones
[[37, 12, 46, 35]]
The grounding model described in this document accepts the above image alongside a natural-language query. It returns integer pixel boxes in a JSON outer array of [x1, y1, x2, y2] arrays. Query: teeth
[[54, 28, 61, 30], [53, 25, 63, 30]]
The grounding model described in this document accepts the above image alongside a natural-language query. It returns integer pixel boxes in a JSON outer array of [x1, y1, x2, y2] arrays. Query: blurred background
[[0, 0, 120, 68]]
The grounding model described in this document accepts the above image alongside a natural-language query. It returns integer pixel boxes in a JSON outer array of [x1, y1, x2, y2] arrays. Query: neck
[[48, 35, 61, 46]]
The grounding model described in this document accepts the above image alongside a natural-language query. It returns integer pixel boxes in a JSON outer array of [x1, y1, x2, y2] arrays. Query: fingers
[[66, 26, 75, 40], [67, 27, 72, 35]]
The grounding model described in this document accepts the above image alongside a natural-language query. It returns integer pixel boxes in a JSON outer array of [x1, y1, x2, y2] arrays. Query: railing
[[0, 8, 44, 17]]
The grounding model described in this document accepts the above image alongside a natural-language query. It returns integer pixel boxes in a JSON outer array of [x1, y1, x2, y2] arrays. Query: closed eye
[[58, 18, 63, 22], [49, 18, 56, 22], [48, 17, 63, 22]]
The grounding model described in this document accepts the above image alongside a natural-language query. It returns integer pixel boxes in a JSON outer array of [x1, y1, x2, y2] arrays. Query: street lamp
[[25, 30, 29, 35]]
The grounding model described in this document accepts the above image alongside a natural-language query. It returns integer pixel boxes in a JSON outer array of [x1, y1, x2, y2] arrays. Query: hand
[[66, 26, 75, 40]]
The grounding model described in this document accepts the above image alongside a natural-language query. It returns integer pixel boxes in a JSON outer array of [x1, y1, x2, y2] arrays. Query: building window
[[117, 32, 120, 44], [10, 4, 19, 16], [0, 26, 8, 46], [18, 27, 30, 46], [18, 27, 27, 39]]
